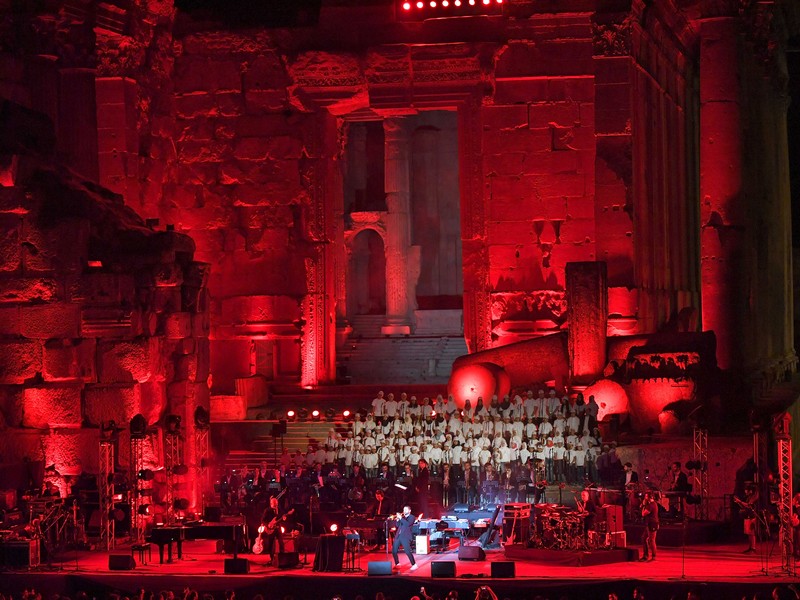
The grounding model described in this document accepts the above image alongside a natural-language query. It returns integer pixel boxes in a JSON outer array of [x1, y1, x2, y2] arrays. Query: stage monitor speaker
[[431, 561, 456, 578], [277, 552, 299, 568], [452, 503, 469, 513], [224, 558, 250, 574], [109, 554, 136, 571], [491, 561, 515, 578], [458, 545, 486, 561], [368, 561, 393, 576]]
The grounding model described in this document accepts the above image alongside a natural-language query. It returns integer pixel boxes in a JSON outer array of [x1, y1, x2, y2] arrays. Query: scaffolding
[[129, 434, 146, 542], [692, 427, 709, 521], [774, 413, 793, 573], [194, 425, 210, 517], [165, 431, 182, 524], [98, 438, 115, 550]]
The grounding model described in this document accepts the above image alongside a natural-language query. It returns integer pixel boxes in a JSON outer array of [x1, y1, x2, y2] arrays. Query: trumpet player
[[391, 505, 418, 572]]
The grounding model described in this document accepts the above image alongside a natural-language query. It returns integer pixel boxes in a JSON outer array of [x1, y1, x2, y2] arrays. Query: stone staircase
[[337, 335, 467, 384]]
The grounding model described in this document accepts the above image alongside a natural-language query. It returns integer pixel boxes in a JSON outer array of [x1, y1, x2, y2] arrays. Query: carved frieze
[[289, 51, 364, 88], [592, 17, 634, 57], [490, 291, 567, 324]]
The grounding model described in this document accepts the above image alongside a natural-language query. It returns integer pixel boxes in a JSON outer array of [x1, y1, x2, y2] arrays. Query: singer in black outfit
[[392, 505, 418, 571]]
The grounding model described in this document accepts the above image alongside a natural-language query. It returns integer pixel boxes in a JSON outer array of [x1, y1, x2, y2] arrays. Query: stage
[[1, 537, 798, 600]]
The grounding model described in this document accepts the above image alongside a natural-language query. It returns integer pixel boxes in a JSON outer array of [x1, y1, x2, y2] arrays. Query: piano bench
[[131, 543, 152, 565]]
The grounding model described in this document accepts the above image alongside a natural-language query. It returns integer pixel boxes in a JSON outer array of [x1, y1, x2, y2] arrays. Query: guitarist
[[258, 496, 286, 564], [737, 483, 759, 554]]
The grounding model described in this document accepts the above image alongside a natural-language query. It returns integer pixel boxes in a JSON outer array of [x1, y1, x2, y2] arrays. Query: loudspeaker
[[458, 545, 486, 561], [368, 561, 393, 576], [109, 554, 136, 571], [204, 506, 222, 522], [491, 561, 515, 578], [430, 561, 456, 578], [277, 552, 299, 568], [224, 558, 250, 574]]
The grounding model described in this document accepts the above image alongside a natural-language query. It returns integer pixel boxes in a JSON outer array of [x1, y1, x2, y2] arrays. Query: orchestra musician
[[639, 491, 659, 562], [577, 489, 597, 538], [415, 458, 430, 517], [391, 505, 418, 572], [668, 461, 691, 516]]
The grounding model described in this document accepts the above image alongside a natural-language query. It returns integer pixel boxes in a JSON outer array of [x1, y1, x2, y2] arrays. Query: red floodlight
[[330, 523, 338, 533]]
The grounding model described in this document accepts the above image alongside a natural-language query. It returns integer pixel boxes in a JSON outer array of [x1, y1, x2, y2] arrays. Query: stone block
[[483, 127, 552, 155], [21, 304, 81, 339], [42, 428, 100, 475], [22, 385, 83, 428], [243, 89, 288, 114], [43, 338, 96, 382], [0, 386, 23, 427], [0, 306, 20, 335], [0, 278, 59, 303], [242, 52, 288, 91], [22, 217, 89, 274], [0, 340, 41, 384], [175, 353, 198, 382], [0, 187, 29, 214], [164, 313, 192, 339], [210, 395, 247, 421], [0, 214, 21, 271], [138, 380, 167, 425], [174, 92, 216, 118], [0, 429, 44, 465], [527, 102, 581, 129], [153, 287, 182, 313], [481, 105, 530, 131], [98, 338, 159, 384], [84, 384, 142, 426]]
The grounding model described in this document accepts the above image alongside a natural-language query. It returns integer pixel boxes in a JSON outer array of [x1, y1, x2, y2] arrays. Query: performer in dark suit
[[258, 496, 286, 564], [391, 505, 418, 571], [669, 461, 691, 516]]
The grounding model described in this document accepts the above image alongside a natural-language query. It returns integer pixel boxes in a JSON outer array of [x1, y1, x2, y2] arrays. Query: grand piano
[[147, 522, 245, 564]]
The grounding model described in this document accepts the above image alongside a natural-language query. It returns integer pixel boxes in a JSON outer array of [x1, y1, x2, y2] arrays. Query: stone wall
[[0, 164, 209, 499]]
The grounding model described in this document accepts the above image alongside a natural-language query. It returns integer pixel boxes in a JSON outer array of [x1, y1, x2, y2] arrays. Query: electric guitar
[[252, 509, 295, 554]]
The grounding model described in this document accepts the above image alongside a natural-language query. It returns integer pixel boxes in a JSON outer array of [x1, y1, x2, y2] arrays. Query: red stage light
[[403, 1, 411, 8], [342, 410, 351, 418], [482, 0, 490, 5], [416, 1, 423, 6], [312, 409, 320, 417], [454, 0, 461, 4], [442, 0, 448, 5], [430, 1, 436, 6], [330, 523, 338, 533], [287, 410, 295, 418]]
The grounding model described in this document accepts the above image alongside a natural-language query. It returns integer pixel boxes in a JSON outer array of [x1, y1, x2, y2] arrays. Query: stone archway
[[348, 228, 386, 316]]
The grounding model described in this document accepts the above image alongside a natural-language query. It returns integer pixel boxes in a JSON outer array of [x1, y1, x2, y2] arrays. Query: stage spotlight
[[311, 410, 321, 421], [298, 407, 309, 420], [130, 414, 148, 437], [138, 504, 151, 516], [325, 407, 336, 421], [172, 464, 189, 476], [342, 410, 352, 421], [165, 414, 182, 434], [330, 523, 338, 533], [173, 498, 190, 511], [194, 406, 210, 429], [402, 1, 410, 8], [138, 469, 154, 481], [287, 410, 296, 421]]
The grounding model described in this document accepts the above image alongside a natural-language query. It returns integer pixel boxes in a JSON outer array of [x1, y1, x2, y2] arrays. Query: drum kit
[[531, 504, 591, 551]]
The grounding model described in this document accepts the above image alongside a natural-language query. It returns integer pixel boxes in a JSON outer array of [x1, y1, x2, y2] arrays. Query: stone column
[[381, 118, 412, 335], [566, 262, 608, 385], [698, 17, 745, 370]]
